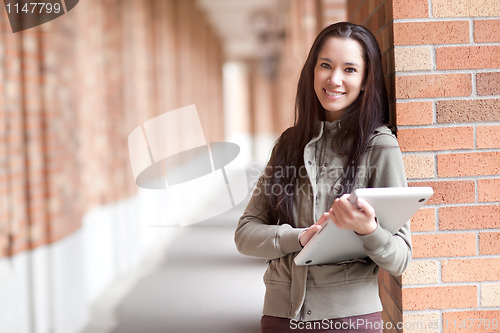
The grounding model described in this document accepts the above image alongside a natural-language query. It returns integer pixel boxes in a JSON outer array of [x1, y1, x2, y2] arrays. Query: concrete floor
[[81, 208, 267, 333]]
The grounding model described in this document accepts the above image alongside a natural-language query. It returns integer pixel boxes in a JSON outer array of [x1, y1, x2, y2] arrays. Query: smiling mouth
[[324, 89, 345, 97]]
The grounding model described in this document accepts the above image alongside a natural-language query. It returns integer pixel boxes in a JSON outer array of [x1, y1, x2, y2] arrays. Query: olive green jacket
[[235, 124, 411, 321]]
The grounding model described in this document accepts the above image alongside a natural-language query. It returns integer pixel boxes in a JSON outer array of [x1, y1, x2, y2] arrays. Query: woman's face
[[313, 37, 366, 121]]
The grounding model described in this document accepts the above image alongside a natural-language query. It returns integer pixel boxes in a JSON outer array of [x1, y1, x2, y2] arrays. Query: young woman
[[235, 22, 411, 333]]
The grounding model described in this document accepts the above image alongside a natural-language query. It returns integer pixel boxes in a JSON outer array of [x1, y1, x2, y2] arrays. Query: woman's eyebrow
[[345, 62, 361, 67], [318, 58, 361, 67]]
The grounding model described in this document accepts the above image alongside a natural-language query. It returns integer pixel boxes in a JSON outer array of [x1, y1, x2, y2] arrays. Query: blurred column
[[321, 0, 347, 26], [223, 62, 253, 165], [175, 0, 225, 143], [250, 60, 279, 164], [271, 0, 325, 135]]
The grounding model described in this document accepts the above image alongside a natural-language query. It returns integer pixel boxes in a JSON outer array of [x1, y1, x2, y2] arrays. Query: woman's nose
[[328, 69, 343, 85]]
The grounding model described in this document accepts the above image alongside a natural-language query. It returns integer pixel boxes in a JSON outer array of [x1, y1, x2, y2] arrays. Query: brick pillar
[[395, 0, 500, 330], [350, 0, 500, 331]]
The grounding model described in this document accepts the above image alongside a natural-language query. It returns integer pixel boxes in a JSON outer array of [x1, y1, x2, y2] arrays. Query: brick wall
[[349, 0, 500, 331], [0, 0, 224, 259]]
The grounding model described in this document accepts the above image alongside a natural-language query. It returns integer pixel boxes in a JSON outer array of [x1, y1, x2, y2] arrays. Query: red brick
[[437, 152, 500, 177], [475, 19, 500, 42], [412, 233, 477, 258], [410, 208, 436, 232], [383, 1, 393, 27], [398, 127, 473, 152], [439, 205, 500, 230], [478, 178, 500, 202], [382, 273, 402, 304], [477, 72, 500, 96], [479, 232, 500, 255], [396, 101, 433, 125], [395, 47, 433, 72], [378, 25, 393, 53], [365, 14, 380, 36], [396, 74, 472, 99], [393, 0, 429, 19], [368, 0, 381, 13], [378, 268, 389, 287], [357, 0, 370, 24], [443, 310, 500, 333], [403, 155, 435, 179], [481, 283, 500, 307], [442, 258, 500, 282], [379, 280, 402, 327], [380, 311, 398, 333], [378, 273, 402, 316], [409, 180, 475, 205], [393, 21, 469, 45], [402, 286, 477, 310], [432, 0, 500, 17], [378, 3, 390, 30], [402, 260, 439, 285], [436, 99, 500, 123], [347, 0, 364, 14], [436, 45, 500, 70], [477, 125, 500, 149], [404, 313, 441, 332]]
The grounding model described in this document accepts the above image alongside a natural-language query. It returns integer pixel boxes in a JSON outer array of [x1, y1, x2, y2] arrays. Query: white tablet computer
[[294, 187, 434, 266]]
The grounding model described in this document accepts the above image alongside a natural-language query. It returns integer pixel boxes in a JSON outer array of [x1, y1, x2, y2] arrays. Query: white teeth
[[325, 90, 344, 97]]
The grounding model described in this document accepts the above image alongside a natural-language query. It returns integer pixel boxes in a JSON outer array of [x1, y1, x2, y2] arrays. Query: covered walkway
[[82, 204, 266, 333]]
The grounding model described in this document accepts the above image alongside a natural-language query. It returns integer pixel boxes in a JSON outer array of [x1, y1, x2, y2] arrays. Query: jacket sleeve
[[357, 131, 412, 276], [234, 170, 305, 260]]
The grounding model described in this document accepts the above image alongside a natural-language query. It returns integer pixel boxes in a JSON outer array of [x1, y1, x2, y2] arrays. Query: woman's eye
[[320, 63, 331, 69], [345, 67, 357, 73]]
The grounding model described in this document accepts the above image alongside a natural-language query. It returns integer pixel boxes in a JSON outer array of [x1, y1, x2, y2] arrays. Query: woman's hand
[[328, 194, 377, 235], [299, 212, 330, 247]]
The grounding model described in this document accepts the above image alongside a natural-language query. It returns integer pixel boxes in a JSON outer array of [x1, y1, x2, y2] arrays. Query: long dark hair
[[264, 22, 390, 227]]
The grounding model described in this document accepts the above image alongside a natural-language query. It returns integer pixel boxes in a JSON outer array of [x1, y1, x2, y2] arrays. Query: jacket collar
[[308, 120, 341, 145]]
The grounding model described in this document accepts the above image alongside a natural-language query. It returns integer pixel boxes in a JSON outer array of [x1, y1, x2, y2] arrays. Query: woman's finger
[[338, 195, 356, 217], [316, 212, 330, 227], [330, 196, 352, 223], [299, 224, 322, 246], [355, 197, 375, 218]]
